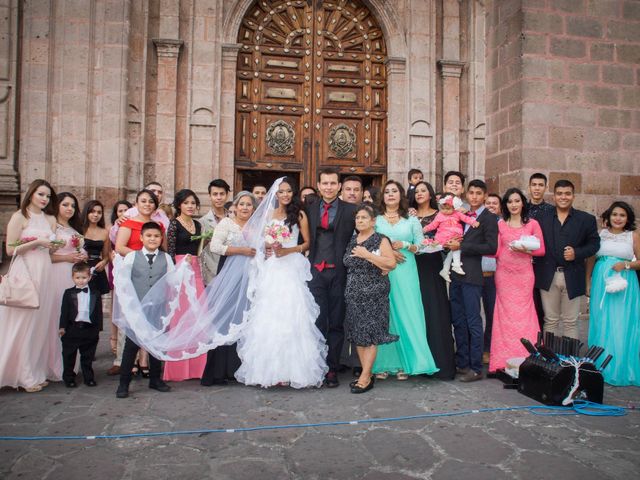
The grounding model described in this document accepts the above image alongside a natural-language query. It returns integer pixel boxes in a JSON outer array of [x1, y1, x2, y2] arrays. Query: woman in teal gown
[[373, 180, 439, 378], [587, 201, 640, 386]]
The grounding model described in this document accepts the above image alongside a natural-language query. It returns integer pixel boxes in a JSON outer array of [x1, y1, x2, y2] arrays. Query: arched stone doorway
[[233, 0, 388, 191]]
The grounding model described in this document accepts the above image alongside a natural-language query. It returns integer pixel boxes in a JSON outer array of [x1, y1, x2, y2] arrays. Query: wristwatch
[[625, 261, 631, 270]]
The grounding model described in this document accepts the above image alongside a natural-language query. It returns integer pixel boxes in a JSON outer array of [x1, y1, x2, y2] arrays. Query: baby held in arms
[[422, 194, 479, 282]]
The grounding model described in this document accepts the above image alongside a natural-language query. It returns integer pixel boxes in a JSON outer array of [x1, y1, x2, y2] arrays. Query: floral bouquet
[[417, 238, 443, 254], [264, 223, 291, 246], [70, 234, 84, 252], [605, 272, 627, 293], [8, 236, 38, 247], [49, 234, 66, 247], [191, 229, 214, 243], [510, 235, 540, 251]]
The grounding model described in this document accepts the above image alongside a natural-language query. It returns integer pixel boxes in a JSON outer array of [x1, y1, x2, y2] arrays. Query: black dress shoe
[[116, 384, 129, 398], [84, 380, 97, 387], [65, 381, 77, 388], [149, 381, 171, 393], [323, 371, 339, 388]]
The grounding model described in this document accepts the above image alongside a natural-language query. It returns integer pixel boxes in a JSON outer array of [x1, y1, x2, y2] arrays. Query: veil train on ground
[[112, 178, 285, 360]]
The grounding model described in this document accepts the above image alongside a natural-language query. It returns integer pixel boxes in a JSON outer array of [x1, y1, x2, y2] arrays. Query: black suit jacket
[[451, 208, 499, 286], [305, 197, 357, 277], [534, 207, 600, 299], [59, 287, 103, 331]]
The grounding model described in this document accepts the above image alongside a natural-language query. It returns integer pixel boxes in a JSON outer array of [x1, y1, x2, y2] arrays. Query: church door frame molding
[[218, 0, 409, 189]]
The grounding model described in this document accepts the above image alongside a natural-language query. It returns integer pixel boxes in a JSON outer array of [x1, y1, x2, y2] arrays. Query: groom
[[306, 168, 357, 388]]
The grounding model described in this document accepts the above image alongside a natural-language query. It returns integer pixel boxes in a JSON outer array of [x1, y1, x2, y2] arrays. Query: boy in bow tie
[[59, 262, 103, 388]]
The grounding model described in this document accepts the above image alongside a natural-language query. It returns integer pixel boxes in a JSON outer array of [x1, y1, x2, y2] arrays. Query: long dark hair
[[501, 188, 530, 224], [602, 201, 636, 231], [57, 192, 83, 232], [413, 181, 438, 210], [20, 179, 57, 218], [279, 177, 303, 228], [136, 189, 159, 209], [173, 189, 201, 218], [81, 200, 106, 233], [378, 180, 409, 218], [110, 200, 132, 225]]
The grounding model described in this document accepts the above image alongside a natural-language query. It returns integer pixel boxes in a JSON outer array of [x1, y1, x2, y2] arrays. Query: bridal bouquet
[[510, 235, 540, 251], [417, 238, 443, 254], [8, 236, 38, 247], [70, 234, 84, 252], [264, 223, 291, 246]]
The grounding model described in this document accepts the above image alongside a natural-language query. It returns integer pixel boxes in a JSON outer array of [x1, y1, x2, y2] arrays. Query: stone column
[[152, 38, 183, 195], [218, 43, 242, 188], [438, 59, 465, 175], [385, 56, 407, 181]]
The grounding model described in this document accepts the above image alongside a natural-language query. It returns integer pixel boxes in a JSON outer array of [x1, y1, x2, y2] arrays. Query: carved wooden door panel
[[235, 0, 387, 187]]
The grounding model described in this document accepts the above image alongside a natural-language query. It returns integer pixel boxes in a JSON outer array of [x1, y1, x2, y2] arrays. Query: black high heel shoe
[[139, 364, 150, 378]]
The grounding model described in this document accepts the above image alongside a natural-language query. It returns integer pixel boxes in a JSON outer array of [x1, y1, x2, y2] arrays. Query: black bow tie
[[75, 287, 89, 293]]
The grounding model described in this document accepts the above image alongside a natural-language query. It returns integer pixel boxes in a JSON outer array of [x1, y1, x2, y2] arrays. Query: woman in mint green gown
[[373, 180, 439, 378], [587, 202, 640, 386]]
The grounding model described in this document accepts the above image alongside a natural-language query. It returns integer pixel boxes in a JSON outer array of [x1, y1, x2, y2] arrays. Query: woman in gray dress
[[343, 204, 397, 393]]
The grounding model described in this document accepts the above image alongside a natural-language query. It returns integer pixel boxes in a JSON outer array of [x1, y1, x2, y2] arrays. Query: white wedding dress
[[235, 218, 328, 388]]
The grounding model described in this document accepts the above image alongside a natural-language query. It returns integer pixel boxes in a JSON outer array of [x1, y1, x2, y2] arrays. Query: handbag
[[0, 253, 40, 309]]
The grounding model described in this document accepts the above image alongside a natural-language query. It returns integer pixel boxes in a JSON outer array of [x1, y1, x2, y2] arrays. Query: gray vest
[[131, 250, 168, 300]]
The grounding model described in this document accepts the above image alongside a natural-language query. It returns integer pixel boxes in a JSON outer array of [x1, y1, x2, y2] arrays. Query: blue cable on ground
[[0, 400, 628, 442]]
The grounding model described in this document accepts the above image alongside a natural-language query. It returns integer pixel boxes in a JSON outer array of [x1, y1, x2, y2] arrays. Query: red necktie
[[321, 202, 331, 230]]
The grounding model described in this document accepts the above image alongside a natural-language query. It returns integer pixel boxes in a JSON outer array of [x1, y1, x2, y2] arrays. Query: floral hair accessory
[[438, 195, 455, 207]]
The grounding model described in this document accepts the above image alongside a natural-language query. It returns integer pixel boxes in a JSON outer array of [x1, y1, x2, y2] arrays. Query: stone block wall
[[486, 0, 640, 216]]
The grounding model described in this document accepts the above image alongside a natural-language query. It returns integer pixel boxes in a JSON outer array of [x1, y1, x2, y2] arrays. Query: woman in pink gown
[[0, 180, 59, 392], [163, 189, 208, 381], [489, 188, 545, 373], [49, 192, 88, 381]]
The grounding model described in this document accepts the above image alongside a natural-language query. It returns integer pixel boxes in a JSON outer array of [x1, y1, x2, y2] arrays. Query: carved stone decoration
[[266, 120, 295, 155], [328, 123, 356, 158]]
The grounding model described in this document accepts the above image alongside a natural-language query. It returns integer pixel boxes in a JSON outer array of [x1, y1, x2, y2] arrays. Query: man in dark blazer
[[58, 263, 103, 388], [534, 179, 600, 339], [446, 179, 498, 382], [305, 168, 357, 388]]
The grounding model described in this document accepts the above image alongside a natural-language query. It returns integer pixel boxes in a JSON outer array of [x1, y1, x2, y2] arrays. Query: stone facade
[[486, 0, 640, 213], [0, 0, 638, 249]]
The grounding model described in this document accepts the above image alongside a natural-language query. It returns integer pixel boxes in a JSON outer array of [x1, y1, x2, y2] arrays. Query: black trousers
[[309, 267, 345, 372], [481, 274, 496, 353], [119, 336, 162, 386], [61, 323, 99, 383]]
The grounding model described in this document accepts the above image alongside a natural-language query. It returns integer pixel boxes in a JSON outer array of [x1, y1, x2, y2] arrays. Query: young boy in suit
[[59, 262, 103, 388], [116, 222, 175, 398]]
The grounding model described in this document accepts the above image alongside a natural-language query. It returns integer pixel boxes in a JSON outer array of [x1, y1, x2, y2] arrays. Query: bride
[[235, 177, 328, 388], [112, 177, 327, 389]]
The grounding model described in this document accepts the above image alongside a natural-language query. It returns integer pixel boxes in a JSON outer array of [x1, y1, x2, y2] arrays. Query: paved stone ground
[[1, 306, 640, 480]]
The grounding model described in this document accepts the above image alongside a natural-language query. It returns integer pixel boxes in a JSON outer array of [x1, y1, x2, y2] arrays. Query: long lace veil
[[112, 177, 284, 360]]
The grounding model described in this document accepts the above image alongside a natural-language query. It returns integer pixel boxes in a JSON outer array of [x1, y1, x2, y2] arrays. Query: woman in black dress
[[81, 200, 111, 297], [414, 181, 455, 380], [344, 204, 397, 393]]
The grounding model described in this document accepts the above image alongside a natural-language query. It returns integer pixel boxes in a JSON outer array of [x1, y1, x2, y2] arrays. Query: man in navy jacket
[[534, 179, 600, 339]]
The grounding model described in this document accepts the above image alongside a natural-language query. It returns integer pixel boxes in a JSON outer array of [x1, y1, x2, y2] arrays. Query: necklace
[[178, 215, 196, 234]]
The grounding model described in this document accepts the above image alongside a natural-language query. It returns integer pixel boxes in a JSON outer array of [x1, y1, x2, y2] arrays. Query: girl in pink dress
[[0, 180, 59, 392], [163, 189, 208, 381], [423, 194, 479, 281], [489, 188, 545, 373]]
